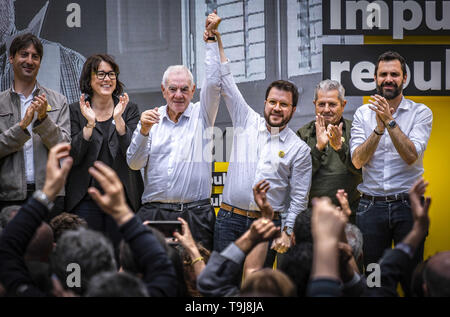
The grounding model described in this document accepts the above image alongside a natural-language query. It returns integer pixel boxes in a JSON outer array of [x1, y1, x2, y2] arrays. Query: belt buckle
[[177, 203, 184, 212]]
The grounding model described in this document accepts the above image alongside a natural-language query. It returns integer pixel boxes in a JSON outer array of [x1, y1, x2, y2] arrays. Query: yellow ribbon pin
[[47, 104, 52, 112], [279, 150, 285, 158], [341, 137, 345, 143]]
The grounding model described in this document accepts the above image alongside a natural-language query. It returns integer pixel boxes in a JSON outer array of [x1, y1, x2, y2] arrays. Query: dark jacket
[[0, 197, 178, 297], [65, 97, 143, 212], [297, 118, 362, 212]]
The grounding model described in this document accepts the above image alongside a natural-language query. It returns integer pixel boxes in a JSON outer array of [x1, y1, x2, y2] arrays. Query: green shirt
[[296, 118, 362, 213]]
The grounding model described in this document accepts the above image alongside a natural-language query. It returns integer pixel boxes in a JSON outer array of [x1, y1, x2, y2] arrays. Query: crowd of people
[[0, 12, 448, 297]]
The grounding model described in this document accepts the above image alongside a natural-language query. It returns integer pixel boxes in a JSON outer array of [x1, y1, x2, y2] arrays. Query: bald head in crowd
[[424, 251, 450, 297]]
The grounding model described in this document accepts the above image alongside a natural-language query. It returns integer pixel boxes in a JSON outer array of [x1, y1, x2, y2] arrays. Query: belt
[[148, 199, 211, 212], [361, 193, 409, 202], [27, 183, 36, 192], [220, 202, 280, 220]]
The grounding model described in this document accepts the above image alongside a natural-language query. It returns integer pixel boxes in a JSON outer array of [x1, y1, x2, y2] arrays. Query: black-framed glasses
[[94, 71, 118, 80], [266, 99, 292, 108]]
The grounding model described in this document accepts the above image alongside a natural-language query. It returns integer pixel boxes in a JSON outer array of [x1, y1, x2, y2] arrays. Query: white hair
[[314, 79, 346, 104], [161, 65, 194, 88]]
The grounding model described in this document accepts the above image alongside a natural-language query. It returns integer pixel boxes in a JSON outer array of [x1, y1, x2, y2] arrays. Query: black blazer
[[65, 96, 144, 213]]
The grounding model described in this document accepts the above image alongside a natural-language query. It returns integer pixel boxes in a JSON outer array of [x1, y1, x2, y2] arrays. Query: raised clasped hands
[[368, 94, 395, 128]]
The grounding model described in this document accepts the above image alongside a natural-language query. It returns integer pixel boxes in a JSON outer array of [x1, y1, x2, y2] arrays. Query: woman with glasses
[[66, 54, 144, 255]]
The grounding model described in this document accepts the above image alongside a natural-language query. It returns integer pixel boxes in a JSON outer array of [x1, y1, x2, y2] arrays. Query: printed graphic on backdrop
[[322, 0, 450, 39], [323, 44, 450, 96]]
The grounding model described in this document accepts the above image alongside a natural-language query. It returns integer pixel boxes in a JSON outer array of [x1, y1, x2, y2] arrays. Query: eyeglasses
[[266, 99, 292, 108], [94, 71, 118, 80]]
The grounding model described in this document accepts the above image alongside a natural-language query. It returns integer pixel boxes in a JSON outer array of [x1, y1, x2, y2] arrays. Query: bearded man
[[350, 51, 433, 295]]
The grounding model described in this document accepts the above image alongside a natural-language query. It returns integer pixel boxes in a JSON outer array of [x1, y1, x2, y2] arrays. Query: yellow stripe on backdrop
[[363, 35, 450, 259]]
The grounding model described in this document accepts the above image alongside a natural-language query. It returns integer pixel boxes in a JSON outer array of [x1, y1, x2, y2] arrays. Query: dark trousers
[[0, 186, 65, 222], [214, 207, 281, 268], [136, 199, 216, 251], [356, 197, 425, 296], [71, 199, 122, 262]]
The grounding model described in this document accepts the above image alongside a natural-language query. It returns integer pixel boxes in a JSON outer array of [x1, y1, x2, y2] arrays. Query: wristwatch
[[283, 226, 293, 236], [32, 190, 54, 210], [387, 119, 397, 129]]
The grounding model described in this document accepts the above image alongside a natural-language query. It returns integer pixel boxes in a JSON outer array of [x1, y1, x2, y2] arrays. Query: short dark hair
[[9, 33, 43, 60], [423, 256, 450, 297], [293, 209, 312, 244], [50, 228, 116, 295], [265, 80, 299, 107], [79, 54, 124, 97], [86, 272, 148, 297], [375, 51, 407, 77], [49, 212, 88, 243]]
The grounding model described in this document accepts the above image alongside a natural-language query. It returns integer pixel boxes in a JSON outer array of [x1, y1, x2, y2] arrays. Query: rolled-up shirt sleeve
[[285, 146, 312, 230], [409, 105, 432, 157], [350, 107, 366, 157]]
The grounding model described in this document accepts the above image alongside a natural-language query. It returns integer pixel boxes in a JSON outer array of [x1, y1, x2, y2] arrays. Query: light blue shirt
[[126, 43, 221, 203]]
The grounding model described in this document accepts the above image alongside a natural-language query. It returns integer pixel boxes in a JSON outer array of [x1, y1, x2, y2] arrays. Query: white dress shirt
[[126, 43, 221, 204], [220, 60, 312, 230], [350, 97, 433, 196], [13, 85, 37, 184]]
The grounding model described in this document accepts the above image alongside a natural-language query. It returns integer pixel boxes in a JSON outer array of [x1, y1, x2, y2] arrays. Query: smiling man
[[126, 19, 222, 251], [350, 51, 433, 295], [207, 13, 311, 261], [297, 80, 362, 223], [0, 33, 70, 216]]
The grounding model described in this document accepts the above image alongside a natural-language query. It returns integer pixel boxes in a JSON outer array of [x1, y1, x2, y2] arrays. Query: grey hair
[[313, 79, 346, 104], [161, 65, 194, 89], [345, 223, 363, 261]]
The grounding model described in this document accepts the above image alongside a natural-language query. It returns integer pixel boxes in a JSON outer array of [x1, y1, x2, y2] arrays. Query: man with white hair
[[126, 22, 221, 251], [297, 79, 362, 223]]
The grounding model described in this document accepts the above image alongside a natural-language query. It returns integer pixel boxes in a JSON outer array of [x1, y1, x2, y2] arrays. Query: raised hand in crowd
[[113, 92, 129, 135], [404, 177, 431, 249], [32, 94, 49, 121], [311, 197, 348, 281], [335, 189, 352, 218], [139, 107, 160, 136], [42, 143, 73, 201], [327, 122, 344, 151], [88, 161, 133, 226], [79, 93, 96, 140], [173, 217, 205, 277], [253, 179, 274, 219]]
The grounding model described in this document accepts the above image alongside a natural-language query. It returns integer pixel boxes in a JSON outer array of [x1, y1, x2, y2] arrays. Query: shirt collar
[[261, 123, 290, 142], [161, 103, 193, 122], [397, 96, 410, 111], [11, 83, 38, 98]]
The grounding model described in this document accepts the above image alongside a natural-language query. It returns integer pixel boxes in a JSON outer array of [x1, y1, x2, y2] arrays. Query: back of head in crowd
[[50, 227, 116, 295], [240, 268, 296, 297], [49, 212, 88, 243], [278, 242, 313, 297], [85, 271, 148, 297], [423, 251, 450, 297]]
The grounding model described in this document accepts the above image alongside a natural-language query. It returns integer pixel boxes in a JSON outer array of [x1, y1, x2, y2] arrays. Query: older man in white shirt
[[350, 51, 432, 295], [209, 14, 312, 259], [126, 31, 221, 251]]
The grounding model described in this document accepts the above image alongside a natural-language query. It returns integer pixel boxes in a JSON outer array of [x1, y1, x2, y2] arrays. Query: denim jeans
[[356, 197, 425, 295], [213, 208, 281, 267]]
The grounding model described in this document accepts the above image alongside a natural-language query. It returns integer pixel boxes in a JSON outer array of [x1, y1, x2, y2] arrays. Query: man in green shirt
[[297, 80, 361, 223]]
